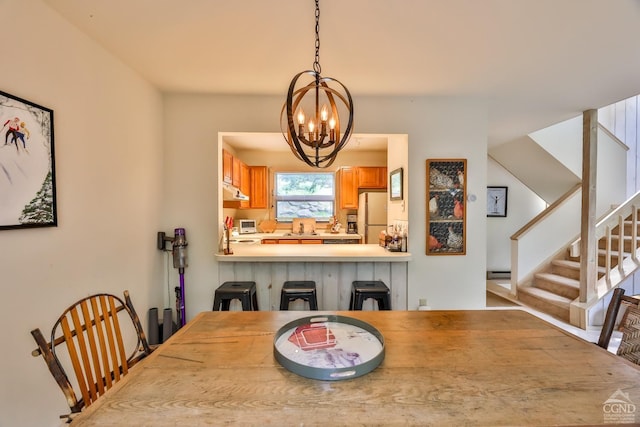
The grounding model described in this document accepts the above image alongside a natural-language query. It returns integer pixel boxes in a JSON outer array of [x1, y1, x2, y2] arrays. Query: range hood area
[[222, 183, 249, 201]]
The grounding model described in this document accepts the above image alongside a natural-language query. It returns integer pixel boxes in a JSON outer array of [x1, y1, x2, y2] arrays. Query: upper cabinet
[[222, 148, 268, 210], [239, 161, 251, 209], [338, 167, 359, 209], [232, 157, 242, 187], [222, 149, 233, 184], [338, 166, 387, 209], [249, 166, 268, 209], [357, 166, 388, 189]]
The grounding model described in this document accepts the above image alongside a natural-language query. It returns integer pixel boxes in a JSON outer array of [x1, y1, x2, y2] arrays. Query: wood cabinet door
[[338, 167, 358, 209], [239, 162, 251, 208], [278, 240, 300, 244], [232, 157, 241, 187], [222, 149, 233, 184], [261, 239, 278, 244], [300, 239, 323, 244], [357, 166, 388, 189], [249, 166, 268, 209]]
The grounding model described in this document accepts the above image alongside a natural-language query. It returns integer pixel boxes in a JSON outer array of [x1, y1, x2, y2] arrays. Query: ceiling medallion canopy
[[281, 0, 354, 168]]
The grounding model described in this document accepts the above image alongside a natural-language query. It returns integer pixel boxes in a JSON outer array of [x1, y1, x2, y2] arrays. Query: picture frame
[[426, 158, 466, 255], [0, 90, 56, 230], [487, 186, 508, 217], [389, 167, 403, 201]]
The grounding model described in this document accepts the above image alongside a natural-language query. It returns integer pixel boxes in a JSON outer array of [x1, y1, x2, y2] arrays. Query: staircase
[[517, 196, 640, 326]]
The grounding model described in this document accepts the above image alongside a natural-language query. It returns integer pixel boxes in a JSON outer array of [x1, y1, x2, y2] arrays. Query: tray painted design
[[274, 315, 385, 381]]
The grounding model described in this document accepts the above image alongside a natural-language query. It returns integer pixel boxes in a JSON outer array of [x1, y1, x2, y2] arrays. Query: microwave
[[239, 219, 257, 234]]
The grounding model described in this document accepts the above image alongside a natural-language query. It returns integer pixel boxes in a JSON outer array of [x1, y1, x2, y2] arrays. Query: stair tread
[[552, 259, 607, 273], [552, 259, 580, 268], [519, 286, 572, 307], [534, 272, 579, 288], [597, 248, 631, 256]]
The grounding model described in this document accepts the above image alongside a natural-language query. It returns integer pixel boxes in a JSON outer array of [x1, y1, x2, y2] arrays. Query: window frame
[[274, 172, 336, 222]]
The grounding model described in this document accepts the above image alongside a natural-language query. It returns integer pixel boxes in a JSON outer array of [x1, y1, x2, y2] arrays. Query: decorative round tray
[[273, 315, 385, 381]]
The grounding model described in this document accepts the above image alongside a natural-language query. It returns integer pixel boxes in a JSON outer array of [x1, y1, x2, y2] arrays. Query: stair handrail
[[511, 184, 581, 241], [510, 184, 582, 293], [568, 189, 640, 258]]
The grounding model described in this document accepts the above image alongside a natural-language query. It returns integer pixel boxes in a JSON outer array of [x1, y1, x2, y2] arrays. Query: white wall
[[486, 158, 546, 272], [387, 134, 409, 223], [163, 94, 490, 314], [0, 1, 164, 426]]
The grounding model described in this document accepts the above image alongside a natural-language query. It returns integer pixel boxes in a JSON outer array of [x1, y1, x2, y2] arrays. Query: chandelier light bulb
[[320, 104, 329, 122]]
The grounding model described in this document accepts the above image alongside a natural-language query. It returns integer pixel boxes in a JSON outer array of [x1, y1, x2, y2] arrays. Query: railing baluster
[[619, 214, 625, 274], [605, 225, 611, 283], [633, 204, 638, 262]]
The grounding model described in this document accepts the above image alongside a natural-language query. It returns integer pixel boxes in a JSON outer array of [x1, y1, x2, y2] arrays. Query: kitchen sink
[[283, 232, 319, 236]]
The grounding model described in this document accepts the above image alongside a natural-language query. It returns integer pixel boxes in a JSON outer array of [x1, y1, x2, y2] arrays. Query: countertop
[[216, 243, 411, 262]]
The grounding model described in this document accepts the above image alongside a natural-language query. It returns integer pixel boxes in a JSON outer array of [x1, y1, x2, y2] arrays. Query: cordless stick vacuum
[[157, 228, 189, 328], [172, 228, 188, 327]]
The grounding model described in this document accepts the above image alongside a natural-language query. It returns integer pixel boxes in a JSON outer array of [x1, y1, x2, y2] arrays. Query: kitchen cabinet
[[262, 239, 323, 244], [337, 167, 358, 209], [222, 149, 233, 184], [249, 166, 268, 209], [357, 166, 388, 189], [232, 157, 241, 187], [239, 162, 251, 209], [337, 166, 387, 209]]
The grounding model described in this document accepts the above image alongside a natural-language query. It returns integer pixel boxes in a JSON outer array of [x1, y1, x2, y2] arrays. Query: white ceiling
[[43, 0, 640, 148]]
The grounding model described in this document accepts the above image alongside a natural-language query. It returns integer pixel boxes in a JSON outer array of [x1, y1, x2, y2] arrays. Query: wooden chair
[[31, 290, 153, 421], [597, 287, 640, 350]]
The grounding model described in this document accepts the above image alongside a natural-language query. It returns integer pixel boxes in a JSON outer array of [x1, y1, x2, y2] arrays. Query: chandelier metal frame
[[281, 0, 354, 168]]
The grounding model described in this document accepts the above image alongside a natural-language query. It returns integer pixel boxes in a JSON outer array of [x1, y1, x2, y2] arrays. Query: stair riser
[[619, 222, 640, 235], [533, 277, 579, 299], [597, 253, 625, 266], [551, 265, 580, 280], [518, 292, 570, 322], [598, 238, 634, 252]]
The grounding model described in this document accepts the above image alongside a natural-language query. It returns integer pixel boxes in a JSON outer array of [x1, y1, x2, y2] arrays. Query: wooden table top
[[72, 309, 640, 426]]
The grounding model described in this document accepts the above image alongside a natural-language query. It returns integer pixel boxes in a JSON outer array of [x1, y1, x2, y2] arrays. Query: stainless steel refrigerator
[[357, 192, 388, 244]]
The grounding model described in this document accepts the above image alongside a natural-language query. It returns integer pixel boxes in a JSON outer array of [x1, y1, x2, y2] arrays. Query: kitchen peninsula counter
[[215, 243, 411, 262], [215, 244, 410, 310]]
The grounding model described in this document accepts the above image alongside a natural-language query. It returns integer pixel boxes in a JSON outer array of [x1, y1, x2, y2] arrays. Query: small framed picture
[[389, 167, 403, 201], [487, 186, 508, 217]]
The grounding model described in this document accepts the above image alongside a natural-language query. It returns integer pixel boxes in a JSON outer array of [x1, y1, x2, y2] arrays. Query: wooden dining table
[[71, 309, 640, 426]]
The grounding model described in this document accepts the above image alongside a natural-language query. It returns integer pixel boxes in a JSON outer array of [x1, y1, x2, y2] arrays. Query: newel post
[[580, 109, 598, 303]]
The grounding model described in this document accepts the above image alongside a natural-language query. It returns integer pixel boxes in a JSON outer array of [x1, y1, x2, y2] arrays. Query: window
[[275, 172, 335, 222]]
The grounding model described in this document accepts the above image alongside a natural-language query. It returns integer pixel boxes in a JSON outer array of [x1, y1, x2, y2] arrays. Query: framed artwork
[[389, 167, 403, 201], [426, 158, 466, 255], [487, 186, 508, 217], [0, 90, 56, 230]]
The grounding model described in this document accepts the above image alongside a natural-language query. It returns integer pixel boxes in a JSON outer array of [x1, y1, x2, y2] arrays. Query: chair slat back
[[617, 305, 640, 365], [31, 291, 152, 418], [597, 288, 640, 349], [60, 294, 131, 407]]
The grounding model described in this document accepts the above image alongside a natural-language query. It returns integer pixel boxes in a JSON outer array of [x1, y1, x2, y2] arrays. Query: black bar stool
[[280, 281, 318, 310], [349, 280, 391, 310], [213, 281, 259, 311]]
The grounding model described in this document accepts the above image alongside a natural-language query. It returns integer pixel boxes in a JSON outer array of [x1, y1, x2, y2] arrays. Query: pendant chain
[[313, 0, 321, 75]]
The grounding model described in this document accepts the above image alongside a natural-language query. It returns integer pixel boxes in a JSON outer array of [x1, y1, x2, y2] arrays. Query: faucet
[[299, 222, 304, 234]]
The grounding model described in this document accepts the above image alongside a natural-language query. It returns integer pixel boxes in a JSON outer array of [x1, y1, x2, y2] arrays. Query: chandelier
[[281, 0, 354, 168]]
